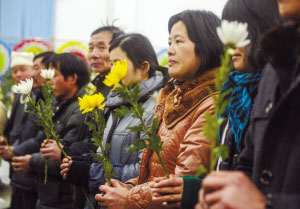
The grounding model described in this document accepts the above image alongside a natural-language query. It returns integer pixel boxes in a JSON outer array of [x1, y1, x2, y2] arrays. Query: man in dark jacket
[[8, 52, 54, 209], [39, 26, 125, 162], [198, 1, 300, 209], [12, 53, 90, 209], [0, 51, 36, 209]]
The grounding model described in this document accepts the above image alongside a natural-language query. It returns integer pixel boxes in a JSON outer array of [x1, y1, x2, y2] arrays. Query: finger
[[12, 157, 19, 162], [162, 201, 181, 208], [152, 194, 182, 203], [99, 185, 111, 193], [48, 140, 56, 144], [41, 141, 47, 148], [12, 156, 24, 162], [11, 162, 24, 167], [61, 167, 69, 174], [95, 194, 108, 206], [60, 163, 70, 169], [62, 158, 70, 163], [204, 190, 222, 206], [110, 179, 121, 187], [153, 176, 166, 183], [202, 176, 228, 191], [153, 177, 183, 188], [199, 188, 204, 203], [40, 147, 52, 153], [63, 174, 67, 180], [151, 186, 182, 194], [13, 167, 24, 172]]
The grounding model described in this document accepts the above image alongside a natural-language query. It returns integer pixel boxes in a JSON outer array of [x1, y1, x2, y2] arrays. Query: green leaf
[[136, 103, 145, 116], [213, 144, 229, 160], [111, 171, 116, 178], [103, 159, 114, 179], [85, 121, 97, 132], [105, 143, 110, 156], [116, 87, 131, 102], [91, 137, 101, 147], [132, 85, 142, 103], [195, 165, 207, 177], [218, 89, 232, 115], [126, 139, 147, 152], [150, 117, 159, 134], [203, 111, 219, 142], [114, 106, 131, 118], [127, 124, 144, 133], [147, 135, 163, 152], [91, 151, 104, 163]]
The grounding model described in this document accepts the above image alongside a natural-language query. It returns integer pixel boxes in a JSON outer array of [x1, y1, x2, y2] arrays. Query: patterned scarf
[[221, 71, 261, 152]]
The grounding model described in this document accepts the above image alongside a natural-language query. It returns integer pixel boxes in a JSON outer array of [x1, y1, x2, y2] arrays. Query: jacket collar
[[105, 75, 164, 108], [53, 87, 86, 115], [157, 69, 217, 128]]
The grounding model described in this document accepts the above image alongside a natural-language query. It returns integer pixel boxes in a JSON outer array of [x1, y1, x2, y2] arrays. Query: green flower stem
[[95, 111, 106, 158], [81, 186, 95, 209], [132, 104, 150, 133], [209, 135, 218, 172], [93, 110, 113, 187], [155, 150, 169, 178], [44, 160, 48, 184], [122, 83, 169, 178], [107, 178, 112, 187], [206, 46, 233, 173]]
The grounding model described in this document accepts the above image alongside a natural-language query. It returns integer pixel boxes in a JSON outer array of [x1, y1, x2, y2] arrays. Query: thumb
[[111, 179, 121, 187]]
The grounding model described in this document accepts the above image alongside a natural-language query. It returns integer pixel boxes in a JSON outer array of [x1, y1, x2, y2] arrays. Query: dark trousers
[[10, 186, 38, 209]]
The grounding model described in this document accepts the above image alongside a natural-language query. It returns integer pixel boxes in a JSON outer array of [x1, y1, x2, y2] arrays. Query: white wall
[[54, 0, 228, 50]]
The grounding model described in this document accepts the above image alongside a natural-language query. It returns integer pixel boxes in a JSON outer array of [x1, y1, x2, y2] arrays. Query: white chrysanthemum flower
[[12, 78, 33, 95], [217, 20, 251, 48], [40, 69, 55, 80]]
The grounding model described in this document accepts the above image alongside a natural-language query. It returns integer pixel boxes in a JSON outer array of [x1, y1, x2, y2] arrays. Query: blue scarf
[[221, 71, 261, 152]]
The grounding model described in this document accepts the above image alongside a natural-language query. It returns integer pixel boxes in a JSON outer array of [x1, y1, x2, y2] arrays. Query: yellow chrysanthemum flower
[[103, 60, 128, 90], [78, 93, 105, 114]]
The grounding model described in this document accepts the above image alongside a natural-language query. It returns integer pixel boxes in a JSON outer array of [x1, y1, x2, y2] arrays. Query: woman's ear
[[141, 61, 150, 75]]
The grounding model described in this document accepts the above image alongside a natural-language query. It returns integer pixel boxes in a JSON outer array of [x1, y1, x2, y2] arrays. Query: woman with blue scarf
[[216, 65, 261, 170], [150, 0, 283, 208], [216, 0, 283, 171]]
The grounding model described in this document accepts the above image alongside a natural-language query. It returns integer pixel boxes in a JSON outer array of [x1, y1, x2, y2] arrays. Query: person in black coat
[[0, 51, 37, 209], [198, 0, 300, 209], [11, 53, 90, 209]]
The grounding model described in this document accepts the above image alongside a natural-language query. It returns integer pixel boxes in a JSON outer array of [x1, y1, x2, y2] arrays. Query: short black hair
[[222, 0, 283, 72], [91, 25, 124, 44], [168, 10, 224, 77], [109, 33, 169, 83], [49, 53, 90, 89], [33, 51, 55, 68]]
